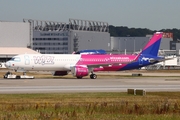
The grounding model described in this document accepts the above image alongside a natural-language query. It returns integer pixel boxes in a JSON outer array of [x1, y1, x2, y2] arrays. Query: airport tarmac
[[0, 74, 180, 93]]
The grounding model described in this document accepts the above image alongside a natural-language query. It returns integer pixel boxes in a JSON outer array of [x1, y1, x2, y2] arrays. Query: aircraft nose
[[5, 61, 11, 68]]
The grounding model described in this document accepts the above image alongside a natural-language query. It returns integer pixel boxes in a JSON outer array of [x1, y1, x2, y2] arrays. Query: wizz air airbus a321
[[5, 32, 165, 79]]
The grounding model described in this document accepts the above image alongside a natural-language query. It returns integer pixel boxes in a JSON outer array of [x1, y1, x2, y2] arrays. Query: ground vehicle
[[3, 72, 34, 79]]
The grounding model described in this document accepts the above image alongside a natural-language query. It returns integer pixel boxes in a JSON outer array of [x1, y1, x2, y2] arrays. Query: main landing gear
[[90, 72, 97, 79]]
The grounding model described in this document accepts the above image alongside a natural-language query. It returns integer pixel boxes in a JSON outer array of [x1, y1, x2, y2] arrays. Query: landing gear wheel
[[77, 76, 82, 79], [90, 74, 97, 79], [16, 75, 21, 79]]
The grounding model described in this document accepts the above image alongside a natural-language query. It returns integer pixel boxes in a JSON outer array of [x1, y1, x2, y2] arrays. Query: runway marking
[[165, 79, 180, 81], [1, 85, 180, 93]]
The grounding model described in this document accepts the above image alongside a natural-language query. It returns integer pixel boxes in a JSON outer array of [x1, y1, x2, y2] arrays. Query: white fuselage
[[6, 54, 81, 71]]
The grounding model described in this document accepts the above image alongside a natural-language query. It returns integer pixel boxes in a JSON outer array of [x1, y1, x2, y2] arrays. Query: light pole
[[88, 39, 91, 49], [118, 38, 120, 53], [133, 38, 135, 53], [124, 39, 127, 55]]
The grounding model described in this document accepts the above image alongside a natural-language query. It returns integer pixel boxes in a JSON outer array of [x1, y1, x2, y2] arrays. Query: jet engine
[[71, 65, 89, 78]]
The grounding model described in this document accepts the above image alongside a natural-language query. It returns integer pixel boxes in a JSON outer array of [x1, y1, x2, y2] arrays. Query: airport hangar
[[0, 18, 179, 69]]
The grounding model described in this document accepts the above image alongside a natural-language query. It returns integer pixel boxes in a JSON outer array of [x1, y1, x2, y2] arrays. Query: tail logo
[[141, 57, 150, 61]]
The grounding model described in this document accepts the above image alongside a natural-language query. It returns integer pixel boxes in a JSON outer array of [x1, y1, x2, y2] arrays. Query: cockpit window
[[10, 57, 21, 62]]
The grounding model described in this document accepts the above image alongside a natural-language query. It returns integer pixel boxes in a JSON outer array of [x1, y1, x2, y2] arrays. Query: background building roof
[[0, 47, 40, 58]]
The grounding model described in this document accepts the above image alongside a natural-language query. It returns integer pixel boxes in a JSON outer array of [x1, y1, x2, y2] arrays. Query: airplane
[[5, 32, 164, 79]]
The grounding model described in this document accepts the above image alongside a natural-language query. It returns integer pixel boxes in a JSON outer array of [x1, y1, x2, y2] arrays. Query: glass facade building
[[32, 31, 69, 54]]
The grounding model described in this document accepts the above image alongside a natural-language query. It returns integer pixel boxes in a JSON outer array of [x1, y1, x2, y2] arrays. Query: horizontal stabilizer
[[149, 57, 176, 63]]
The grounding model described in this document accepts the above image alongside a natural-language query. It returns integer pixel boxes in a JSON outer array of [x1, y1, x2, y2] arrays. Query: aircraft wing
[[149, 57, 176, 63]]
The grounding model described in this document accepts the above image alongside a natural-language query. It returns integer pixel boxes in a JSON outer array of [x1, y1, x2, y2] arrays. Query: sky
[[0, 0, 180, 30]]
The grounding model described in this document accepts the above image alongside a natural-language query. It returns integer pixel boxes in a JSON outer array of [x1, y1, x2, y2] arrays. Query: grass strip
[[0, 92, 180, 119]]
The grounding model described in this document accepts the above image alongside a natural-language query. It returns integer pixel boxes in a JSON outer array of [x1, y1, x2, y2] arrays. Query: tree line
[[109, 25, 180, 41]]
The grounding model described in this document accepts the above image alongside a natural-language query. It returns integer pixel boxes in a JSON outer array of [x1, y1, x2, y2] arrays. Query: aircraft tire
[[90, 74, 93, 79], [16, 76, 21, 79], [90, 74, 97, 79], [77, 76, 82, 79]]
